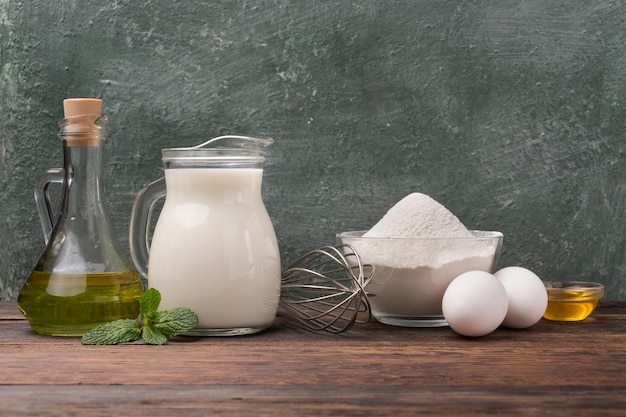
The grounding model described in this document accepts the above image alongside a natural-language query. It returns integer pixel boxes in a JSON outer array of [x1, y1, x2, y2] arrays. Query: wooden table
[[1, 301, 625, 416]]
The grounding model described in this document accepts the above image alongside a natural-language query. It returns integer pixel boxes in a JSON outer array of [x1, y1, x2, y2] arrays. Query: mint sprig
[[82, 288, 199, 345], [81, 319, 142, 345]]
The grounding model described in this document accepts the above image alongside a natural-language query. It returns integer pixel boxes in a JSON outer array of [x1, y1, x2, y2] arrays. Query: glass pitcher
[[18, 98, 144, 336], [129, 136, 281, 336]]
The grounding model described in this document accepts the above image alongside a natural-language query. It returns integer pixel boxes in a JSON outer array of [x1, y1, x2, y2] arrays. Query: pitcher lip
[[161, 135, 273, 164]]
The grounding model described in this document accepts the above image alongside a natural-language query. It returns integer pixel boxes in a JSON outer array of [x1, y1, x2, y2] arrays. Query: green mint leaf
[[142, 310, 160, 328], [139, 288, 161, 323], [142, 324, 168, 345], [81, 289, 199, 346], [82, 319, 141, 345], [155, 307, 199, 338]]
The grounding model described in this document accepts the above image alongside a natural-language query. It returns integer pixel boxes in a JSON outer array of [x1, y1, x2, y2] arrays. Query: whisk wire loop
[[280, 244, 373, 333]]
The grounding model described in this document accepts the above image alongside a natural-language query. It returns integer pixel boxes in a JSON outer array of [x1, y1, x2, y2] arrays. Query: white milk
[[147, 168, 281, 334]]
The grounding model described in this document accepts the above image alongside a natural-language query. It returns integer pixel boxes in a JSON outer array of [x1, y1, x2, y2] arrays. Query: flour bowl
[[336, 230, 504, 327]]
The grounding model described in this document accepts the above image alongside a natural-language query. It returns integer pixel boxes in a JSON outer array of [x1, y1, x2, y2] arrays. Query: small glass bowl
[[543, 281, 604, 322]]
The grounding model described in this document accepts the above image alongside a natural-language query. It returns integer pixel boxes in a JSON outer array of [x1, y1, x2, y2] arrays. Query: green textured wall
[[1, 1, 625, 300]]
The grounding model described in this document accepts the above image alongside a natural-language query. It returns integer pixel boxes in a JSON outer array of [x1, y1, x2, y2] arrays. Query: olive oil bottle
[[18, 270, 143, 336], [18, 98, 144, 336]]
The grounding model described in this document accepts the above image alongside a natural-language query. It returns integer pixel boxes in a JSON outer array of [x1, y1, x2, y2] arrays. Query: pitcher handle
[[129, 177, 166, 281], [34, 168, 64, 244]]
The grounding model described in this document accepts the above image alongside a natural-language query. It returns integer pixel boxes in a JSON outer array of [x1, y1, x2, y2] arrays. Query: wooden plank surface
[[1, 301, 625, 416], [1, 385, 625, 417]]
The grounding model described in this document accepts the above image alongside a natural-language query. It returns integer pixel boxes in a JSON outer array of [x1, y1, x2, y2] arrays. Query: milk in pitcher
[[147, 167, 281, 335]]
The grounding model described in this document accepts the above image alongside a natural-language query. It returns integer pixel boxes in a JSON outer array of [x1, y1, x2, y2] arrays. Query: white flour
[[364, 193, 474, 239], [358, 193, 491, 269], [342, 193, 499, 323]]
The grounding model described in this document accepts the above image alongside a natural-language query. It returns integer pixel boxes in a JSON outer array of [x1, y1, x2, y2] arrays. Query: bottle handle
[[34, 168, 64, 244], [129, 177, 166, 281]]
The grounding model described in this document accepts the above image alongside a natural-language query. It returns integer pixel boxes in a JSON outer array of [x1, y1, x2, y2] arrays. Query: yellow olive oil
[[543, 289, 599, 321], [18, 270, 144, 336]]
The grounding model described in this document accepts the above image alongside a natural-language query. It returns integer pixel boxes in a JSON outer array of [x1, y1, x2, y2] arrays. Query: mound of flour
[[353, 193, 493, 269], [364, 193, 474, 239]]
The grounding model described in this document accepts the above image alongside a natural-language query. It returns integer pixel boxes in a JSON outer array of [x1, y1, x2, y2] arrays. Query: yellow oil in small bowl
[[543, 281, 604, 321]]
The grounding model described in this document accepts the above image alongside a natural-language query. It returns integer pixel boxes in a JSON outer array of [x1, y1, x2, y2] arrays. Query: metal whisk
[[280, 245, 373, 333]]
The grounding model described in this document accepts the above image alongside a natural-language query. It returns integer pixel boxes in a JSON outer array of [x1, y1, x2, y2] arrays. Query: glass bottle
[[18, 98, 144, 336]]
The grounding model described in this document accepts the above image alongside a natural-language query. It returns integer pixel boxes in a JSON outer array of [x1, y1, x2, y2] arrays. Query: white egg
[[494, 266, 548, 329], [442, 271, 509, 337]]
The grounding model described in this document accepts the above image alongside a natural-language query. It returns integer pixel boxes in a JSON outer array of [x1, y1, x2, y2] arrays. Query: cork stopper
[[61, 98, 103, 147], [63, 98, 102, 118]]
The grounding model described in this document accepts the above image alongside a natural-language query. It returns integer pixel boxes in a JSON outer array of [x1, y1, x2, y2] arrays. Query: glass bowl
[[543, 281, 604, 321], [336, 230, 503, 327]]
